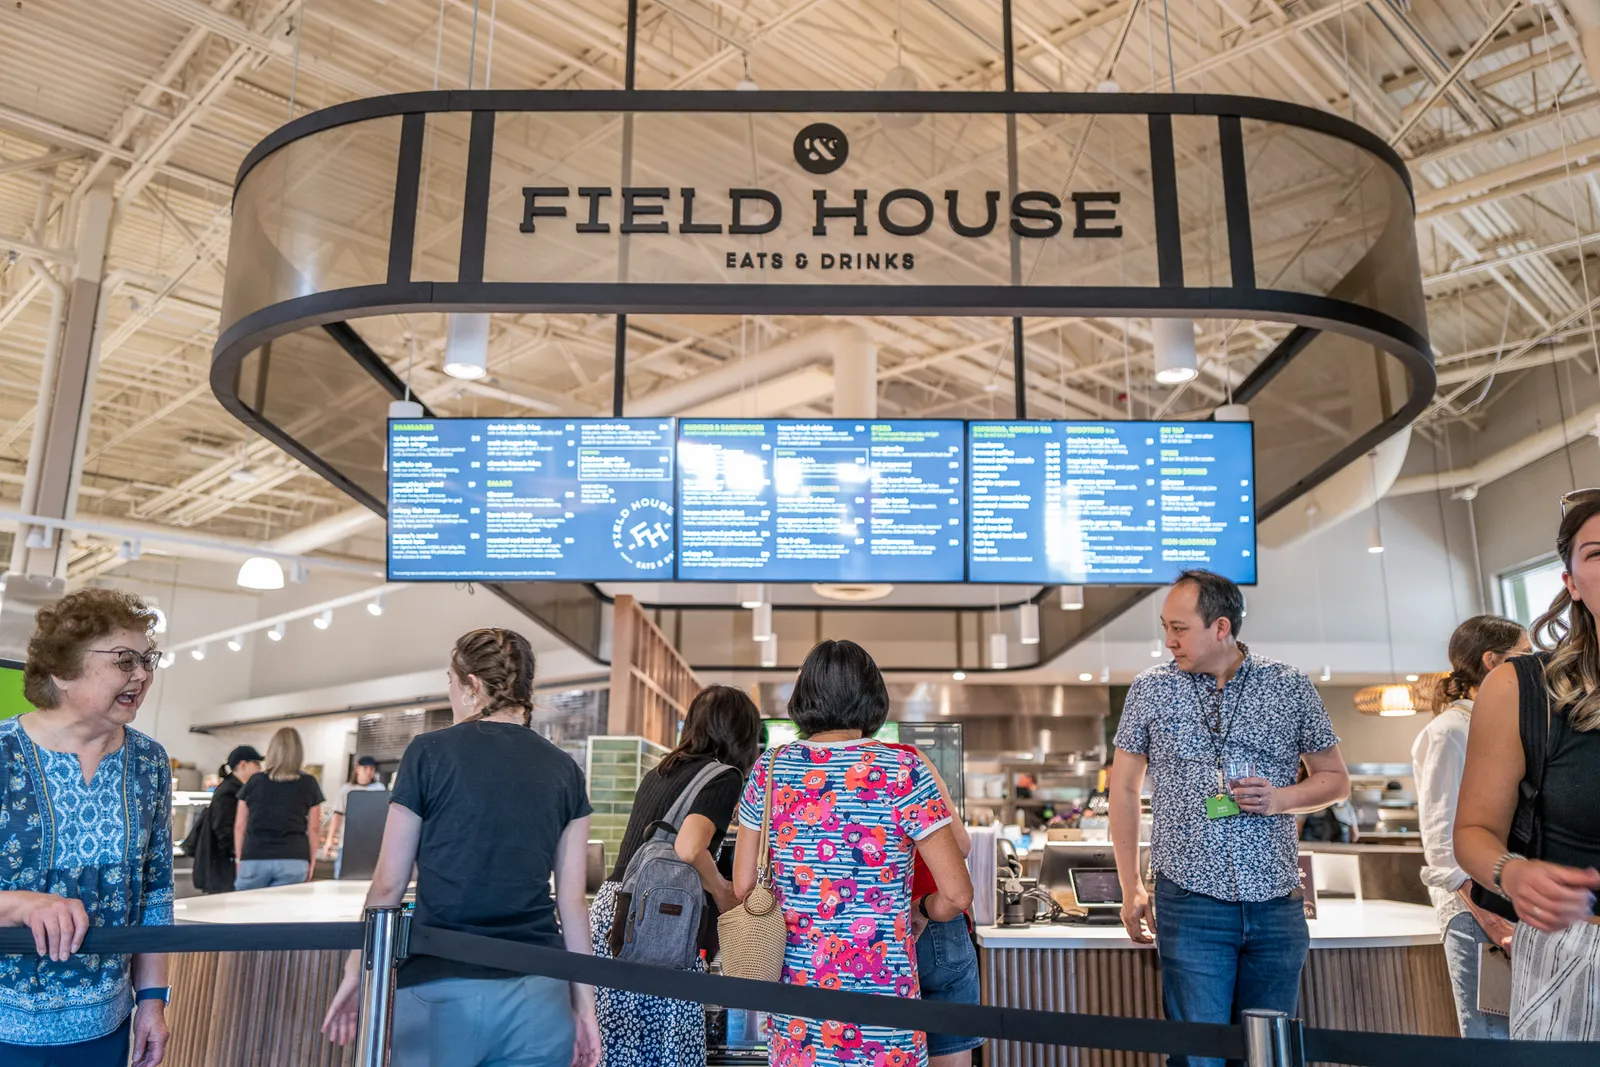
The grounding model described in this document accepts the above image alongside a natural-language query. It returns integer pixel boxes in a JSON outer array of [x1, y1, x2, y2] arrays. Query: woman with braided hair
[[323, 628, 600, 1067], [1411, 614, 1528, 1039]]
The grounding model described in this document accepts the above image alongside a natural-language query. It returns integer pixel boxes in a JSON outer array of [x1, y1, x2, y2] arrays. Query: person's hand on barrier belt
[[571, 1000, 601, 1067], [131, 999, 168, 1067], [4, 891, 90, 961], [321, 963, 362, 1046], [1229, 777, 1280, 816], [1120, 883, 1155, 944], [1501, 859, 1600, 933]]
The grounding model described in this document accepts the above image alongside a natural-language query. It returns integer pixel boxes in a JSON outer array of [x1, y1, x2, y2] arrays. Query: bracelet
[[135, 987, 170, 1004], [917, 895, 933, 922], [1492, 852, 1526, 898]]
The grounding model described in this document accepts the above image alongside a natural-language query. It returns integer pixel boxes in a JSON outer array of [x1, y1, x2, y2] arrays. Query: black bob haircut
[[1175, 569, 1246, 639], [789, 639, 890, 738]]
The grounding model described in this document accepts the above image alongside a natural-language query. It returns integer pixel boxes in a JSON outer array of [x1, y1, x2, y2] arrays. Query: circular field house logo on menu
[[794, 123, 849, 175], [613, 498, 675, 573]]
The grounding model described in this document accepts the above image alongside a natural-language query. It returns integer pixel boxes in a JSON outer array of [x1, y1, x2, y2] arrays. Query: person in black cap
[[195, 745, 262, 893], [322, 755, 387, 859]]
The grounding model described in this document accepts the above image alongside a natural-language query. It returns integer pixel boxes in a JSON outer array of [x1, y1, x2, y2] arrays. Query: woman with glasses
[[0, 589, 173, 1066], [1412, 614, 1527, 1039], [1457, 493, 1600, 1041]]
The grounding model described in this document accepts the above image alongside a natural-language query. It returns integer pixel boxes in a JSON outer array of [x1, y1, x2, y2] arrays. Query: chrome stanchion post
[[356, 906, 406, 1067], [1241, 1010, 1302, 1067]]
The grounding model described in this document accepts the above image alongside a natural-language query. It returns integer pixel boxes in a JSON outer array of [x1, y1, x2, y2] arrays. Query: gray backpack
[[614, 760, 736, 969]]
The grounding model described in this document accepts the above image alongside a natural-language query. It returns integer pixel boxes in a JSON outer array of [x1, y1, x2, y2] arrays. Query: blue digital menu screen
[[387, 418, 676, 581], [676, 420, 966, 582], [967, 420, 1256, 584]]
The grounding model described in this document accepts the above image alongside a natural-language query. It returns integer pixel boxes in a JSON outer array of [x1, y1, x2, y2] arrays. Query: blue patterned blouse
[[0, 719, 174, 1046]]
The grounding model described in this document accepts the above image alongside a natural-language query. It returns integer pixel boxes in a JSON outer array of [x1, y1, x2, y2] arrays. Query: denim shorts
[[915, 917, 983, 1057]]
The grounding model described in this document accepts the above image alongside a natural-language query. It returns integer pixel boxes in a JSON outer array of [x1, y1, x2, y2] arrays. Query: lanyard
[[1186, 652, 1249, 772]]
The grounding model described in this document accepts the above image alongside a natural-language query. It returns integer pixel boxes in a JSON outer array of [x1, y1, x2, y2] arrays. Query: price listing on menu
[[966, 420, 1256, 584], [387, 418, 676, 581], [675, 419, 966, 582]]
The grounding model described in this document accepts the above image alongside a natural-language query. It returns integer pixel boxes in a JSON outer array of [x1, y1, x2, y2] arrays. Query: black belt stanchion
[[356, 906, 408, 1067], [1242, 1010, 1303, 1067]]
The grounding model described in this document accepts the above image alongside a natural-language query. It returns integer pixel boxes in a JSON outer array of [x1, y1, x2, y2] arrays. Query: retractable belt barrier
[[3, 921, 1599, 1067]]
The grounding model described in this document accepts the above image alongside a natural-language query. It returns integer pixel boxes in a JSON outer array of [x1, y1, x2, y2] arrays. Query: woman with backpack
[[1457, 493, 1600, 1041], [590, 685, 762, 1067], [322, 628, 600, 1067]]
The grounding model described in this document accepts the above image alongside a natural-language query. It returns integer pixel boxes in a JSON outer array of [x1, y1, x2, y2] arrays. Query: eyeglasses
[[1561, 488, 1600, 516], [87, 649, 163, 673]]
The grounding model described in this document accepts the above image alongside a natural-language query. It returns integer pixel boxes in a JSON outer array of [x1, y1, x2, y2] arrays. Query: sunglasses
[[87, 649, 163, 674], [1561, 488, 1600, 516]]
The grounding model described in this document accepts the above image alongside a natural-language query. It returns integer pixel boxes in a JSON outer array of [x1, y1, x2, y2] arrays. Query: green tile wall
[[585, 735, 668, 863]]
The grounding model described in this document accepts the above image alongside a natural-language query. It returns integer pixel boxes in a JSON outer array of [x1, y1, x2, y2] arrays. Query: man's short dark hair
[[788, 639, 890, 737], [1175, 569, 1245, 639]]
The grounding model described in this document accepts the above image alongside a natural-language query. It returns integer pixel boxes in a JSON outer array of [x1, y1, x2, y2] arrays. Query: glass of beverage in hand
[[1224, 756, 1257, 795]]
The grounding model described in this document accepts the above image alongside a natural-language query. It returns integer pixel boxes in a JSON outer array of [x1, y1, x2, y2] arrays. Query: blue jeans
[[1153, 875, 1309, 1067], [1441, 910, 1509, 1039], [235, 858, 309, 890], [915, 916, 983, 1057], [0, 1019, 130, 1065], [393, 975, 575, 1067]]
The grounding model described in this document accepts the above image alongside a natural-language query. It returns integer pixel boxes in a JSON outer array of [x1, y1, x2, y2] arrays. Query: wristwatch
[[135, 987, 170, 1004], [1492, 852, 1526, 898], [917, 895, 933, 922]]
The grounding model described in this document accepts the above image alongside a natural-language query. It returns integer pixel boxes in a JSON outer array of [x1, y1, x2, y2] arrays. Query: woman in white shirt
[[1412, 614, 1528, 1038]]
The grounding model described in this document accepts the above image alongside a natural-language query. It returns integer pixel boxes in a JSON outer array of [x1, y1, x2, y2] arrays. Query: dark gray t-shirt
[[391, 719, 592, 987], [238, 773, 325, 862]]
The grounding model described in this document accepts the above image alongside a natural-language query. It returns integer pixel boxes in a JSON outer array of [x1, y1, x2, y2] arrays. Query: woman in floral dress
[[735, 640, 974, 1067]]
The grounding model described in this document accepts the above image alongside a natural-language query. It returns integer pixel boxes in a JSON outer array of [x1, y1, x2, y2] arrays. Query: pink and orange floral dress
[[738, 738, 952, 1067]]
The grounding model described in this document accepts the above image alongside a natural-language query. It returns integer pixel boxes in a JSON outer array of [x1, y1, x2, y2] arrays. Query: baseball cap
[[227, 745, 264, 767], [356, 755, 379, 768]]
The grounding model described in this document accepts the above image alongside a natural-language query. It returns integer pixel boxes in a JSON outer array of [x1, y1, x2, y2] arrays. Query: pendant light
[[1019, 602, 1041, 644], [1153, 318, 1199, 385], [237, 556, 286, 591], [989, 632, 1008, 669], [443, 314, 490, 380], [1059, 585, 1084, 610]]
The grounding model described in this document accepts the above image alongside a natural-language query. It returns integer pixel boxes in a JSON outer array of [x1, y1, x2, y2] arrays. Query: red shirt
[[888, 743, 944, 899]]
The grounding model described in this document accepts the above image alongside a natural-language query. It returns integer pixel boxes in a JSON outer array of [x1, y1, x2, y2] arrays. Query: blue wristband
[[135, 987, 169, 1004]]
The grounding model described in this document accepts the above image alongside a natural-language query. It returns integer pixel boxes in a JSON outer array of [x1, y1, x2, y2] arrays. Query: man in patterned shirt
[[1109, 570, 1349, 1066]]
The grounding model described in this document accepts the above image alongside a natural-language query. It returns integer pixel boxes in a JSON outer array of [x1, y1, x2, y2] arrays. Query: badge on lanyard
[[1206, 767, 1241, 820]]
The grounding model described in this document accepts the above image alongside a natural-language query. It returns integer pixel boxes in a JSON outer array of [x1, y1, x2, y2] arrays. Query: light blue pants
[[393, 975, 576, 1067], [235, 858, 308, 890], [1441, 910, 1510, 1039]]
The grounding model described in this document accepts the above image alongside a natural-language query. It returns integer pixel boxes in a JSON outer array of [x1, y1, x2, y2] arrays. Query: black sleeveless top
[[1540, 709, 1600, 873]]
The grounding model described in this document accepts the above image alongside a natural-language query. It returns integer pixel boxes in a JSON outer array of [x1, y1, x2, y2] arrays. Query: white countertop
[[175, 881, 375, 925], [976, 899, 1441, 950]]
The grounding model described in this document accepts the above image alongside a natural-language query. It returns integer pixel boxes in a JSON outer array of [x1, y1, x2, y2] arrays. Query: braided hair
[[451, 627, 536, 727], [1433, 614, 1526, 712]]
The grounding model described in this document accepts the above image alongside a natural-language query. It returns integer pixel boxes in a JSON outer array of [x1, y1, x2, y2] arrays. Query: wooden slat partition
[[167, 949, 354, 1067], [607, 594, 701, 748], [980, 944, 1455, 1067]]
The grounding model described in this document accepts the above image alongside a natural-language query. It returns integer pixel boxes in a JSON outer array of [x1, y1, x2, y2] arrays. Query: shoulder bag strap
[[757, 747, 783, 883], [1510, 653, 1552, 854], [651, 760, 733, 842]]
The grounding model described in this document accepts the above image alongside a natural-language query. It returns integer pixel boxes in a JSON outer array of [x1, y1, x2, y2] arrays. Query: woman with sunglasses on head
[[1457, 493, 1600, 1041], [0, 589, 173, 1067], [1411, 614, 1528, 1039]]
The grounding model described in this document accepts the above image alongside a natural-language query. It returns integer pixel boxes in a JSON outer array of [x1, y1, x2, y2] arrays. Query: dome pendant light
[[1153, 318, 1199, 385], [237, 556, 286, 591]]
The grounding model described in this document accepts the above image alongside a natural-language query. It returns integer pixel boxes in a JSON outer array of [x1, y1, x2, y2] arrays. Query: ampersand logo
[[794, 122, 849, 175]]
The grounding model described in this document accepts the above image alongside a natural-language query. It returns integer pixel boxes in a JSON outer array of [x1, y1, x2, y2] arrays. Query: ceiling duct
[[1388, 400, 1600, 497], [1258, 428, 1412, 548]]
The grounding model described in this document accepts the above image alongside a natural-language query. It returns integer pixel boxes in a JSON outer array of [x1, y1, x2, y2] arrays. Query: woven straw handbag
[[717, 747, 789, 982]]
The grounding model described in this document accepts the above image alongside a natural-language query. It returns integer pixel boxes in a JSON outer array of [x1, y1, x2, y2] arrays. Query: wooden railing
[[607, 594, 700, 748]]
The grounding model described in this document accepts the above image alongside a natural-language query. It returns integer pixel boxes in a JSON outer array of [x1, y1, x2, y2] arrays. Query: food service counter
[[977, 899, 1454, 1067]]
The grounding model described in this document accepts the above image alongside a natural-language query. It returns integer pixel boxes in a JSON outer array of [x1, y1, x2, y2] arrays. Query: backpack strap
[[1509, 652, 1553, 856], [651, 760, 737, 842]]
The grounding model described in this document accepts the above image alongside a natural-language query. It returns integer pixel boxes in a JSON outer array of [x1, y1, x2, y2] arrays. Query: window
[[1500, 556, 1566, 628]]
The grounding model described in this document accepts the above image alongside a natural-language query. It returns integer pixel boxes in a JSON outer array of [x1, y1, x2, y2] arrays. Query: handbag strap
[[651, 760, 734, 843], [756, 746, 784, 883], [1510, 652, 1553, 856]]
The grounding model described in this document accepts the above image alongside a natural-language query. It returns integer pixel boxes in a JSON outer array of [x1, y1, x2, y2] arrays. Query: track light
[[989, 632, 1008, 670], [227, 636, 243, 653], [190, 644, 206, 661], [1019, 602, 1041, 645], [237, 556, 286, 590], [367, 595, 385, 617], [313, 608, 333, 630], [752, 601, 773, 642], [1059, 585, 1084, 610], [268, 622, 285, 642], [1153, 318, 1199, 385], [443, 313, 490, 380]]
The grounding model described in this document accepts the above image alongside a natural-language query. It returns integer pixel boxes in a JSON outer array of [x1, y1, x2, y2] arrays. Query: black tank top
[[1540, 711, 1600, 873]]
